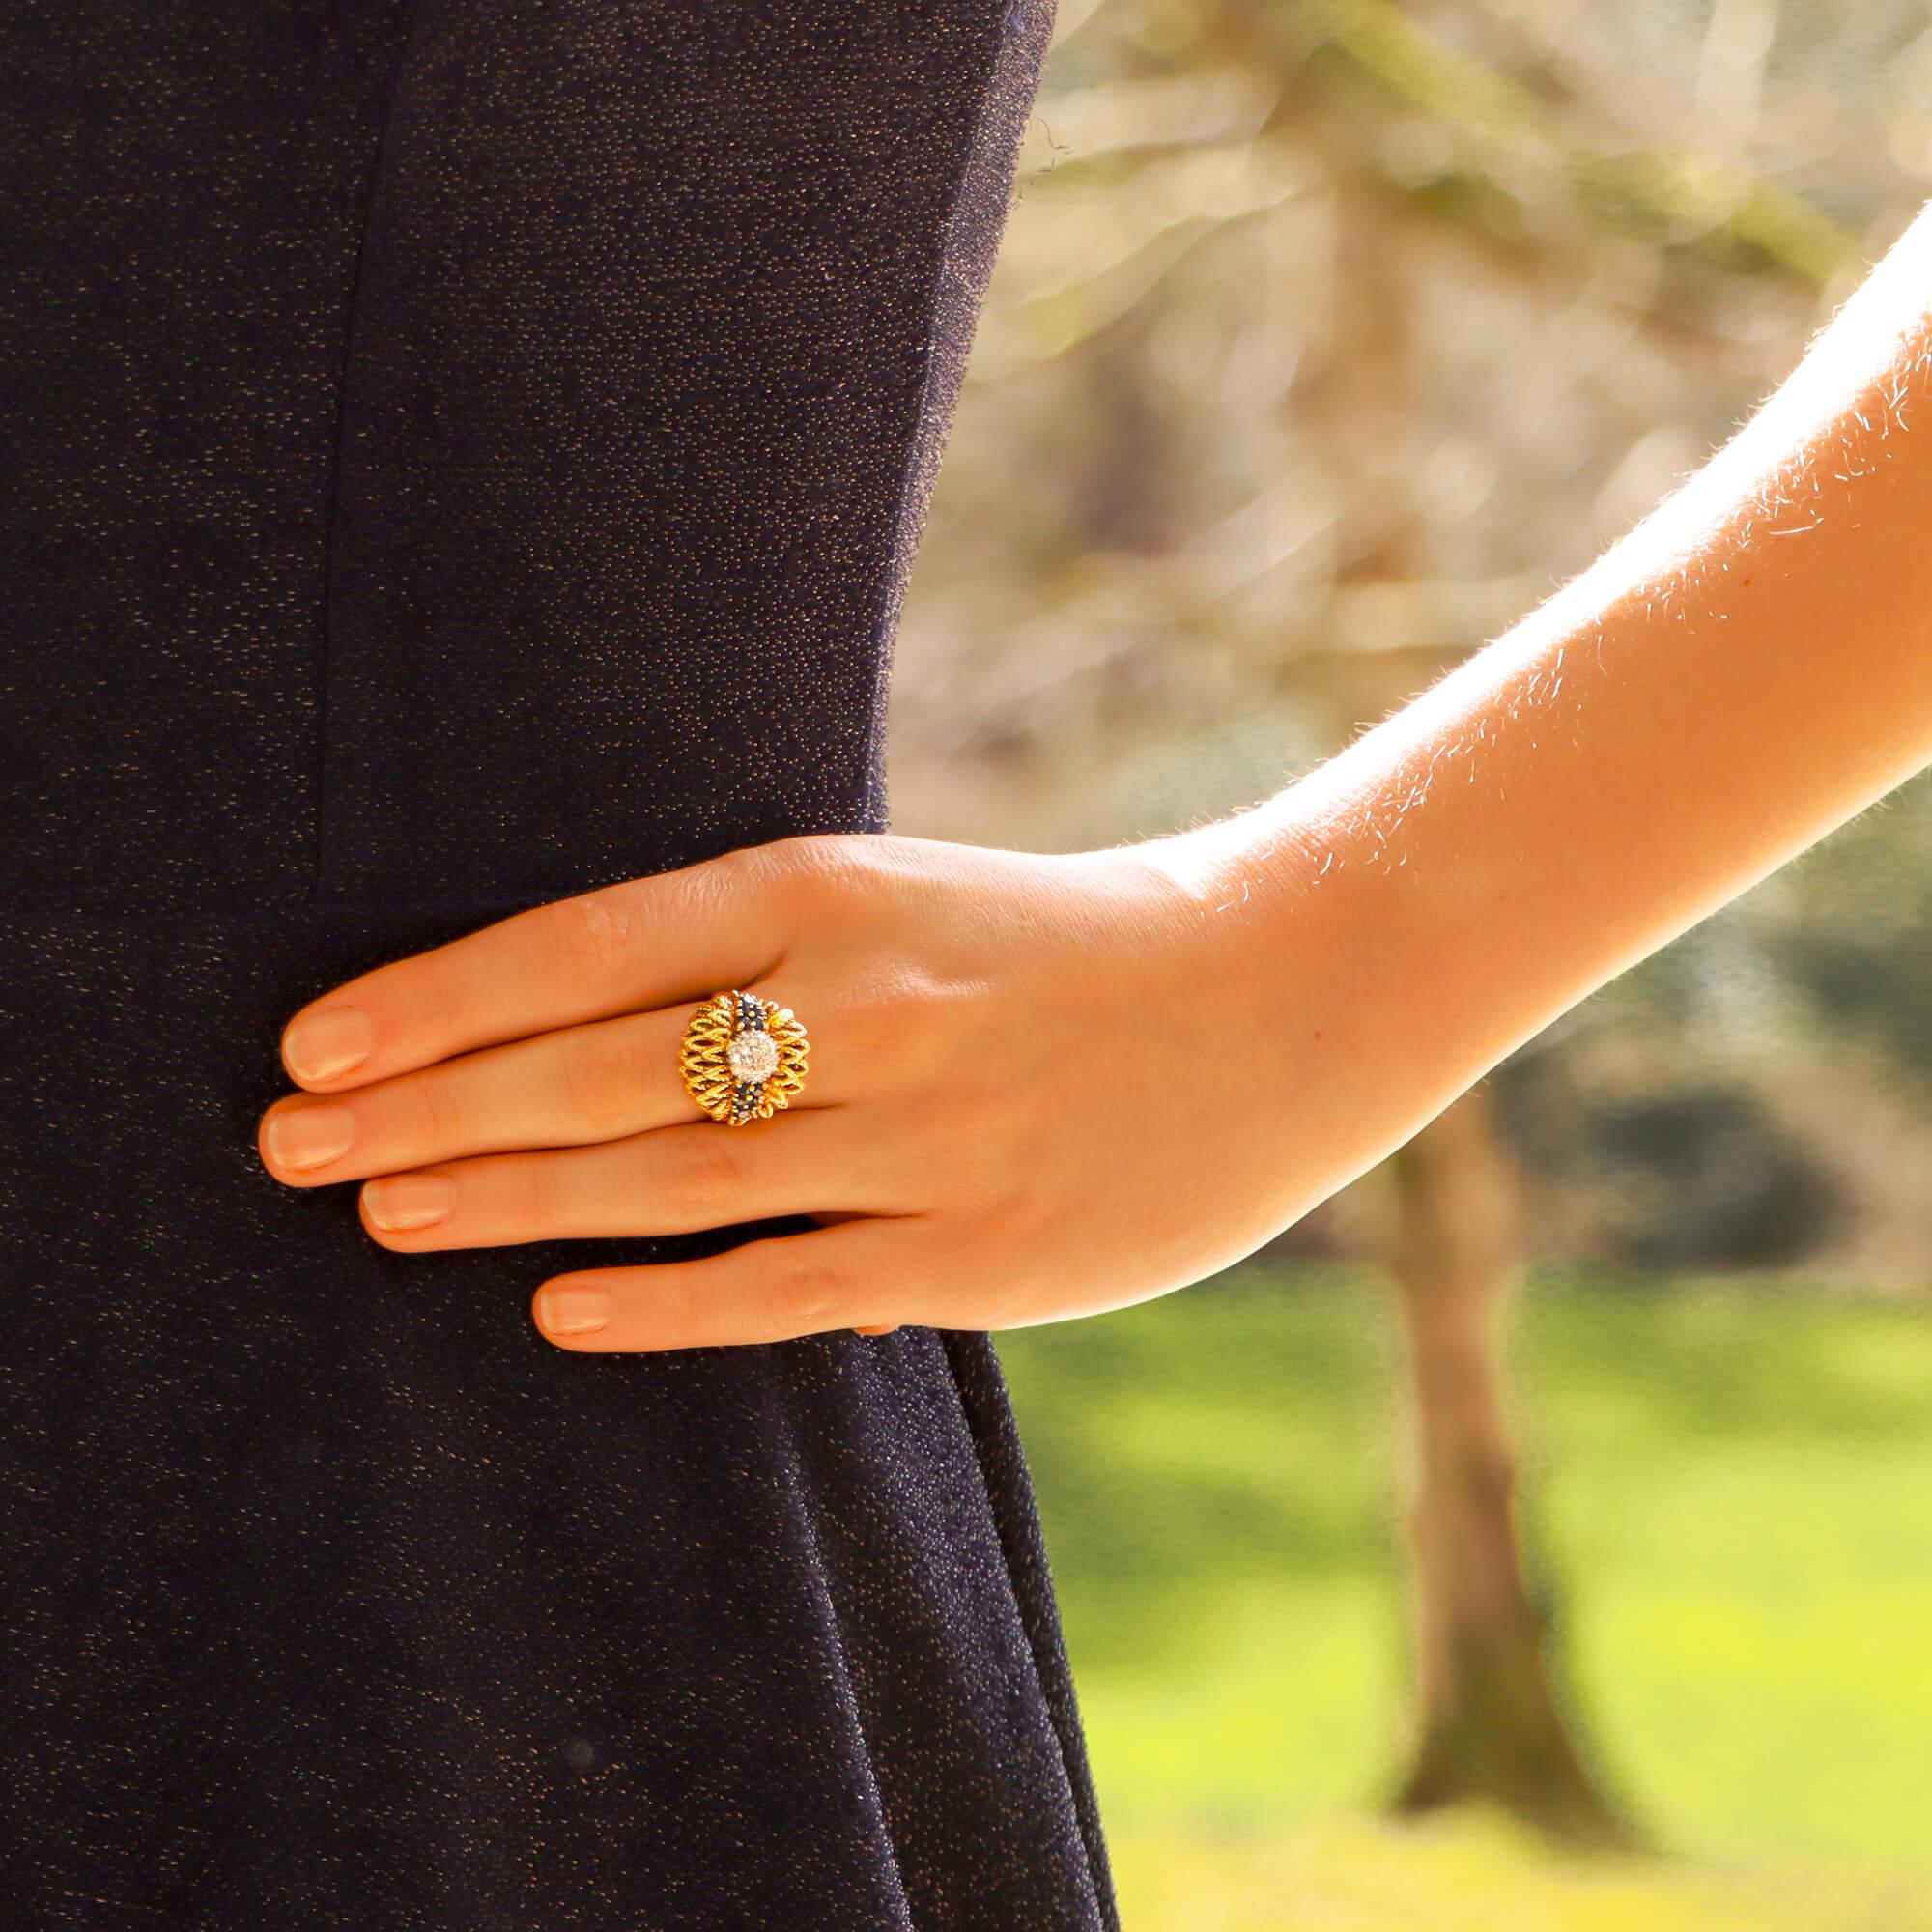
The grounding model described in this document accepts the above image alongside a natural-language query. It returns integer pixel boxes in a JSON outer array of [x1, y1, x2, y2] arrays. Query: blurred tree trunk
[[1372, 1086, 1630, 1843], [1252, 78, 1634, 1835]]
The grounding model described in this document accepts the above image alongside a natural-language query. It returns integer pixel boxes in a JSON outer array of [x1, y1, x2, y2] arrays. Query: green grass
[[994, 1264, 1932, 1929]]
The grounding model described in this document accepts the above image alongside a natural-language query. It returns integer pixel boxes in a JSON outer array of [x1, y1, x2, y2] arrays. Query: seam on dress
[[311, 0, 431, 905]]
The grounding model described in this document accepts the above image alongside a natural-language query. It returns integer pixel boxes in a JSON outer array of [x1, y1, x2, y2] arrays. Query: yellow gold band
[[677, 989, 810, 1125]]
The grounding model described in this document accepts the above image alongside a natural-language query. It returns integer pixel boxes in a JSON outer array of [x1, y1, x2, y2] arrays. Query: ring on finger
[[678, 989, 810, 1126]]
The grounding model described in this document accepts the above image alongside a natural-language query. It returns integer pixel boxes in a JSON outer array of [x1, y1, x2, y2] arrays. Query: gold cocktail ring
[[678, 990, 810, 1126]]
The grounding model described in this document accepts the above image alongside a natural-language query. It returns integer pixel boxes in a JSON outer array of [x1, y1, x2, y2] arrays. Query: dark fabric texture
[[0, 2, 1122, 1925]]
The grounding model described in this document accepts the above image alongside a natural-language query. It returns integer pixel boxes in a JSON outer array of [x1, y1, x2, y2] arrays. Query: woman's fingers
[[529, 1216, 924, 1351], [352, 1112, 894, 1251], [260, 1000, 753, 1187], [276, 842, 809, 1093]]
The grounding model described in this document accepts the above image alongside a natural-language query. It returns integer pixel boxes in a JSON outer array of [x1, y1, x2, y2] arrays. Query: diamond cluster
[[728, 993, 774, 1122], [726, 1029, 780, 1083]]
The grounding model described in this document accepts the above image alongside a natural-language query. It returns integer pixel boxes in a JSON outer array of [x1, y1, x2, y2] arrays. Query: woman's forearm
[[1146, 201, 1932, 1206]]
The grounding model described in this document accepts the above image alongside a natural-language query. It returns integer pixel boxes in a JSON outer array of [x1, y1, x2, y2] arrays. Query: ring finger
[[259, 992, 815, 1188]]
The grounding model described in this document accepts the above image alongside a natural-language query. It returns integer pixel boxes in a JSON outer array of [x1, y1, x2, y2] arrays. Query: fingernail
[[265, 1104, 356, 1172], [284, 1004, 372, 1082], [363, 1174, 456, 1231], [538, 1284, 611, 1338]]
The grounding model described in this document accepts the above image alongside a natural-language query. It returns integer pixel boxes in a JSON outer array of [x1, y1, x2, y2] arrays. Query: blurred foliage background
[[889, 1, 1932, 1925]]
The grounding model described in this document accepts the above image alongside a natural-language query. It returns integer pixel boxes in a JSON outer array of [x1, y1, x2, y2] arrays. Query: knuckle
[[754, 831, 875, 909], [545, 888, 638, 983], [413, 948, 462, 1050], [665, 1264, 711, 1344], [768, 1258, 848, 1331], [401, 1068, 453, 1154], [522, 1152, 559, 1232], [668, 1128, 745, 1219], [559, 1022, 643, 1135]]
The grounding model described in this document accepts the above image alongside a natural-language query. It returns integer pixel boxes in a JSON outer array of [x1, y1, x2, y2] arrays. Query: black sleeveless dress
[[0, 3, 1121, 1924]]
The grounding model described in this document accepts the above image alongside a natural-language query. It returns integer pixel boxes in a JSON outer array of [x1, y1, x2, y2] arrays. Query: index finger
[[279, 848, 785, 1091]]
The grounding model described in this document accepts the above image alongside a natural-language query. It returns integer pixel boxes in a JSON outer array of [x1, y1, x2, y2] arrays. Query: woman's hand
[[256, 832, 1323, 1352], [258, 193, 1932, 1359]]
